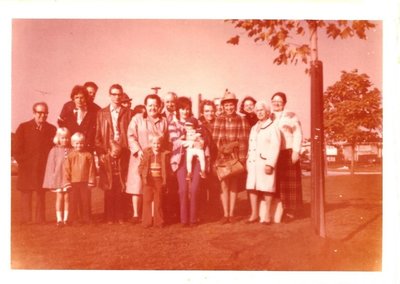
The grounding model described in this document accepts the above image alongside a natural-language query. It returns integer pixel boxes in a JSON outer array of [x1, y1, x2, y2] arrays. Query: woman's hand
[[134, 150, 143, 160], [291, 151, 300, 164], [264, 165, 274, 175]]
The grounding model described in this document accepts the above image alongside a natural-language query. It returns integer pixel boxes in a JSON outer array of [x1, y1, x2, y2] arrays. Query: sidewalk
[[303, 170, 382, 176]]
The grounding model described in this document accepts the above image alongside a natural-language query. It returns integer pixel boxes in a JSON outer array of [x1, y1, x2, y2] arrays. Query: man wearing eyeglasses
[[95, 84, 133, 223], [13, 102, 57, 225]]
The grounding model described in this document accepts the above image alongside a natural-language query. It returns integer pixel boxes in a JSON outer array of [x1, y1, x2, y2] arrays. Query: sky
[[11, 19, 382, 137]]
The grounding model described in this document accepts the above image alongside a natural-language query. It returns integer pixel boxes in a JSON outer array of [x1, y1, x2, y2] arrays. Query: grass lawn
[[10, 174, 382, 270]]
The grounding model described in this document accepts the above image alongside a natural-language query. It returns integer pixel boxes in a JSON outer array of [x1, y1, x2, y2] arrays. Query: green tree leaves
[[323, 69, 382, 145]]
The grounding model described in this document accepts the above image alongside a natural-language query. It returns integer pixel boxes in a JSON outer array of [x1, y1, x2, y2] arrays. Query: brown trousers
[[142, 176, 164, 227]]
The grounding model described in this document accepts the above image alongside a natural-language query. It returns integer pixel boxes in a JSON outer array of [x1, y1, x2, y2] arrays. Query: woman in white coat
[[245, 101, 281, 225]]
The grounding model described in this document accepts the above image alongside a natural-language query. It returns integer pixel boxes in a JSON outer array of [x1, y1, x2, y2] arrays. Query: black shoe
[[261, 221, 272, 225], [245, 217, 259, 224], [131, 216, 140, 224]]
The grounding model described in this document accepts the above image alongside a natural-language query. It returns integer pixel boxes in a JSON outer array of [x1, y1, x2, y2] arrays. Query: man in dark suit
[[95, 84, 133, 222], [58, 81, 101, 127], [58, 85, 97, 152], [13, 102, 57, 224]]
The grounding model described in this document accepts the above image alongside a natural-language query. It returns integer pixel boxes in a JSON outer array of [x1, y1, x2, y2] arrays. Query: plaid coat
[[212, 113, 250, 163]]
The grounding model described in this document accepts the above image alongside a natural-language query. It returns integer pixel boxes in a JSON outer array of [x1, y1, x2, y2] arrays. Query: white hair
[[71, 132, 85, 143], [255, 100, 271, 112]]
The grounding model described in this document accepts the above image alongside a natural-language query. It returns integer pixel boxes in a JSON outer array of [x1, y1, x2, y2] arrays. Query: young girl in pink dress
[[42, 127, 72, 226]]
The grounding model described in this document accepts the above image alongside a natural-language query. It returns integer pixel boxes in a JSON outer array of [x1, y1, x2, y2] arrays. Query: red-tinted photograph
[[10, 15, 384, 276]]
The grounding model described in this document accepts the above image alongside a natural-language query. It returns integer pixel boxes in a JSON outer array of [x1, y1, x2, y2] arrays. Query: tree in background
[[324, 69, 382, 174], [226, 20, 375, 71]]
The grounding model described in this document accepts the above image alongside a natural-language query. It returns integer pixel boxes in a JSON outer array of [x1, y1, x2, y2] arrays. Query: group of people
[[13, 82, 304, 228]]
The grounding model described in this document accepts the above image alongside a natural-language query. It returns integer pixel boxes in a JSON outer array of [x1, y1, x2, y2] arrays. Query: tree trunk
[[310, 23, 318, 61], [310, 23, 326, 238], [350, 144, 355, 175]]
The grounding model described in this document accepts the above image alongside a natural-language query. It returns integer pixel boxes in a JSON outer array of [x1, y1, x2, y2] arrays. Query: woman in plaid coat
[[212, 90, 250, 224]]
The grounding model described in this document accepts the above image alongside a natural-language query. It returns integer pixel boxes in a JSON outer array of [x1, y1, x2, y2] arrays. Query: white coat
[[246, 119, 281, 192]]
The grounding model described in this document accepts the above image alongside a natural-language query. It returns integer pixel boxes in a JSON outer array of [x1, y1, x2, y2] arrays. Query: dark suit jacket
[[58, 100, 100, 127], [58, 107, 97, 152], [13, 119, 56, 191]]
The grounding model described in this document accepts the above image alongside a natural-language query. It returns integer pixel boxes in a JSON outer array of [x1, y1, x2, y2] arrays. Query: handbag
[[214, 152, 245, 181]]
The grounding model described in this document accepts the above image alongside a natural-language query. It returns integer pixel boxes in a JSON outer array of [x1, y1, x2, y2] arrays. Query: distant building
[[300, 140, 382, 164], [342, 142, 382, 163], [326, 145, 338, 162]]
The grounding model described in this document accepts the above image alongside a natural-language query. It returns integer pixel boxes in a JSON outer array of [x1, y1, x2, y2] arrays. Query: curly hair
[[69, 85, 89, 101], [239, 96, 257, 114]]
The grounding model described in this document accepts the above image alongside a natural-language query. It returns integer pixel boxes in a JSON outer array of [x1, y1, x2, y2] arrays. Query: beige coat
[[246, 119, 281, 192], [125, 114, 168, 194]]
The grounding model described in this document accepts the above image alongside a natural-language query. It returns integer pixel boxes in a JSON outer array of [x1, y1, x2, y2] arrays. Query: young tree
[[324, 69, 382, 174]]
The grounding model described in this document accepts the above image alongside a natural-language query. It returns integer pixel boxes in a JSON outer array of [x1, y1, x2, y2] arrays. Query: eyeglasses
[[271, 100, 284, 104], [110, 92, 122, 96], [35, 111, 48, 115]]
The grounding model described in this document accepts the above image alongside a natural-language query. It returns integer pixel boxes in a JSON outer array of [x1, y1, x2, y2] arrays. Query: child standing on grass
[[139, 134, 170, 228], [98, 140, 127, 224], [63, 132, 96, 224], [42, 127, 72, 227]]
